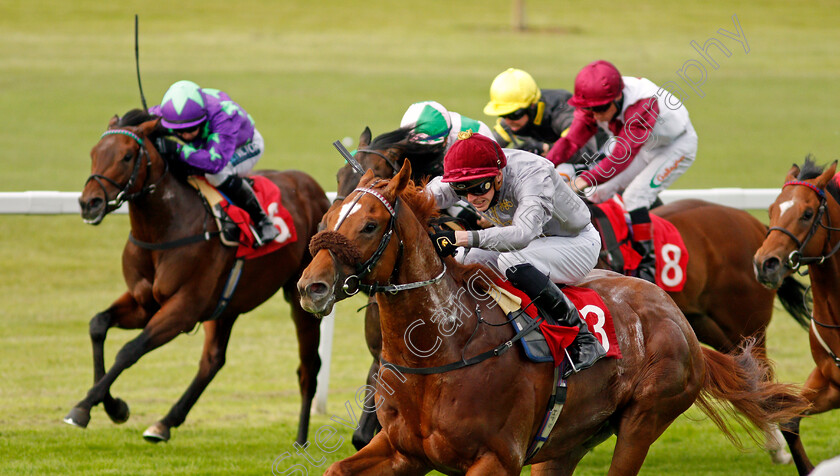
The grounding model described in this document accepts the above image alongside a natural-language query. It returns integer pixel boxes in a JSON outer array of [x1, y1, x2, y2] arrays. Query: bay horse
[[336, 128, 810, 460], [298, 162, 809, 475], [66, 109, 330, 444], [754, 157, 840, 475]]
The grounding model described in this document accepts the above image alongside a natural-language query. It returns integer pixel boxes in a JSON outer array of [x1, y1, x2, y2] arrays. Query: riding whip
[[134, 14, 148, 112], [333, 140, 367, 176]]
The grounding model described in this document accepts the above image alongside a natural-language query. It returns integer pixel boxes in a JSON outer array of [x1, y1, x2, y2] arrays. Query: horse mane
[[386, 178, 491, 286], [796, 154, 824, 180], [118, 108, 157, 127], [118, 109, 196, 181], [370, 127, 446, 179]]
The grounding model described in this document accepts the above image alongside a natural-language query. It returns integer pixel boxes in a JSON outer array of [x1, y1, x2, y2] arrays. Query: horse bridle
[[84, 129, 168, 211], [325, 183, 446, 296], [333, 148, 402, 203], [766, 180, 840, 271]]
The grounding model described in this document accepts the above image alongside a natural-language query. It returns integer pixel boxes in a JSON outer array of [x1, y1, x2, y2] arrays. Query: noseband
[[312, 184, 446, 296], [766, 180, 840, 270], [84, 129, 167, 210]]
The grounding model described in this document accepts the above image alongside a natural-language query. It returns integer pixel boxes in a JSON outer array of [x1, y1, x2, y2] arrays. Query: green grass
[[2, 0, 840, 474]]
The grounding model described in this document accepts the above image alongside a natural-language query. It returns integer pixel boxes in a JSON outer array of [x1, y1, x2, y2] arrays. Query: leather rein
[[85, 129, 219, 250], [767, 179, 840, 366]]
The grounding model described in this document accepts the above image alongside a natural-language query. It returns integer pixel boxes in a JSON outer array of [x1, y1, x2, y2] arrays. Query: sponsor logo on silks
[[650, 156, 687, 188]]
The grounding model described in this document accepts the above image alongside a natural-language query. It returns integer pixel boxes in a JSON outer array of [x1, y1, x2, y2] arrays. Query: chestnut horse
[[336, 128, 810, 459], [65, 110, 330, 444], [298, 162, 808, 475], [754, 157, 840, 475]]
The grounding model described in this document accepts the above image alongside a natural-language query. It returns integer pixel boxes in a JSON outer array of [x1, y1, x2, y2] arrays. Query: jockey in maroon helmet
[[547, 60, 698, 283], [425, 132, 606, 377]]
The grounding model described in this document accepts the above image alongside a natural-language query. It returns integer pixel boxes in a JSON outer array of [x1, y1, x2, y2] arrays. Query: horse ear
[[108, 115, 119, 128], [385, 161, 412, 197], [815, 160, 838, 188], [785, 164, 800, 183], [137, 118, 161, 138], [357, 169, 376, 187], [359, 127, 372, 148]]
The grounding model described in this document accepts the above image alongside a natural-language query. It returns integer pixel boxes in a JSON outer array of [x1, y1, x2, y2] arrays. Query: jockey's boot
[[217, 175, 280, 247], [629, 207, 656, 283], [505, 263, 606, 377]]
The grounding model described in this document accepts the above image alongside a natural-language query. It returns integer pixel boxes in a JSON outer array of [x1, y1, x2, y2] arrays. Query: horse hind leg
[[143, 316, 238, 443]]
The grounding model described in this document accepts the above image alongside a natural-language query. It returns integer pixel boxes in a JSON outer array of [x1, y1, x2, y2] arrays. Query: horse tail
[[694, 338, 810, 448], [776, 276, 811, 329]]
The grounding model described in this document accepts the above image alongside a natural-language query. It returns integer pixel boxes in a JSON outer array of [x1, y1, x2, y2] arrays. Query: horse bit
[[85, 129, 167, 210], [331, 183, 445, 296], [766, 180, 840, 272]]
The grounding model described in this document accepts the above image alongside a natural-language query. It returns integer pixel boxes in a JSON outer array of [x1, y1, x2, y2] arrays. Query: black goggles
[[173, 124, 201, 135], [584, 102, 613, 113], [501, 108, 528, 120], [450, 177, 495, 197]]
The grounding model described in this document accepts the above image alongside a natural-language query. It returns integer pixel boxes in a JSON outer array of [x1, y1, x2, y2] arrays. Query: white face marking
[[778, 199, 795, 217], [334, 203, 361, 230]]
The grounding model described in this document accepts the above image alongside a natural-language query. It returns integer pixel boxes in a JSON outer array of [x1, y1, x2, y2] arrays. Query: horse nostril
[[762, 257, 780, 274], [307, 282, 329, 300], [88, 197, 103, 211]]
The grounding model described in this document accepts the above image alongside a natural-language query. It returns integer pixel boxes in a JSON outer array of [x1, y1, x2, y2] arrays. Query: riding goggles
[[450, 177, 495, 197], [583, 101, 613, 113], [501, 108, 528, 120]]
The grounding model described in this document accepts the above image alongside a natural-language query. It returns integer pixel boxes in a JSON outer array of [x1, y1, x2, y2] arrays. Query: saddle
[[187, 176, 297, 260], [488, 280, 622, 366], [589, 196, 689, 292]]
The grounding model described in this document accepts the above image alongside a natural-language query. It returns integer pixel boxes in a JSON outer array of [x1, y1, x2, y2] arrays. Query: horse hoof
[[104, 398, 130, 424], [63, 407, 91, 428], [142, 422, 170, 443]]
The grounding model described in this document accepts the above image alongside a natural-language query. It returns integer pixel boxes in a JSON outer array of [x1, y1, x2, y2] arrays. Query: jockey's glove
[[520, 138, 548, 156], [430, 228, 458, 257]]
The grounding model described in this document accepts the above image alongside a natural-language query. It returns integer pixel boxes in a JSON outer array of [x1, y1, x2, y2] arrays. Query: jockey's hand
[[430, 228, 458, 257], [520, 139, 548, 156]]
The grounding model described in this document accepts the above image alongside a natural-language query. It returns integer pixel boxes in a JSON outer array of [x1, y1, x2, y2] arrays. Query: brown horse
[[298, 162, 809, 475], [754, 157, 840, 475], [336, 129, 810, 459], [65, 110, 330, 444]]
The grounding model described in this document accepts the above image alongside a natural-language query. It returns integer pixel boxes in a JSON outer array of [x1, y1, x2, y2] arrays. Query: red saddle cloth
[[495, 280, 622, 367], [218, 175, 297, 260], [594, 196, 689, 292]]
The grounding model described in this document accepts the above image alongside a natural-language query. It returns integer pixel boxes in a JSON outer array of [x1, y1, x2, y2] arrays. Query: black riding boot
[[629, 207, 656, 283], [217, 175, 280, 247], [505, 264, 606, 377]]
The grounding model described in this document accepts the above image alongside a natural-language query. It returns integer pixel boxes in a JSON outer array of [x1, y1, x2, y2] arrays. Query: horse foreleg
[[288, 291, 321, 446], [783, 366, 840, 475], [465, 453, 520, 475], [65, 298, 195, 429], [143, 316, 237, 443], [325, 432, 426, 476], [66, 292, 152, 428], [353, 359, 382, 450]]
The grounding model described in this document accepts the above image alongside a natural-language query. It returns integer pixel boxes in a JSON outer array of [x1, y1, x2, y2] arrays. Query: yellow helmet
[[483, 68, 542, 116]]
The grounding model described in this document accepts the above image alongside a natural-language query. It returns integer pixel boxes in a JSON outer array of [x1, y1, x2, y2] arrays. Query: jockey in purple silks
[[150, 80, 279, 247]]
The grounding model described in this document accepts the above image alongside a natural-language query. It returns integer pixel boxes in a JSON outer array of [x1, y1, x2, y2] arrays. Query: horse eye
[[802, 209, 814, 221], [122, 152, 133, 162], [362, 222, 378, 233]]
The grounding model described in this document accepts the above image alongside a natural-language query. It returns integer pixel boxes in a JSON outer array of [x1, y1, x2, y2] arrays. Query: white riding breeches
[[206, 129, 265, 186]]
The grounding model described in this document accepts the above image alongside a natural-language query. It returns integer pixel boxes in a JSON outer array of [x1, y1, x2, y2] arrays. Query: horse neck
[[809, 196, 840, 322], [127, 170, 206, 242], [375, 214, 500, 368]]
